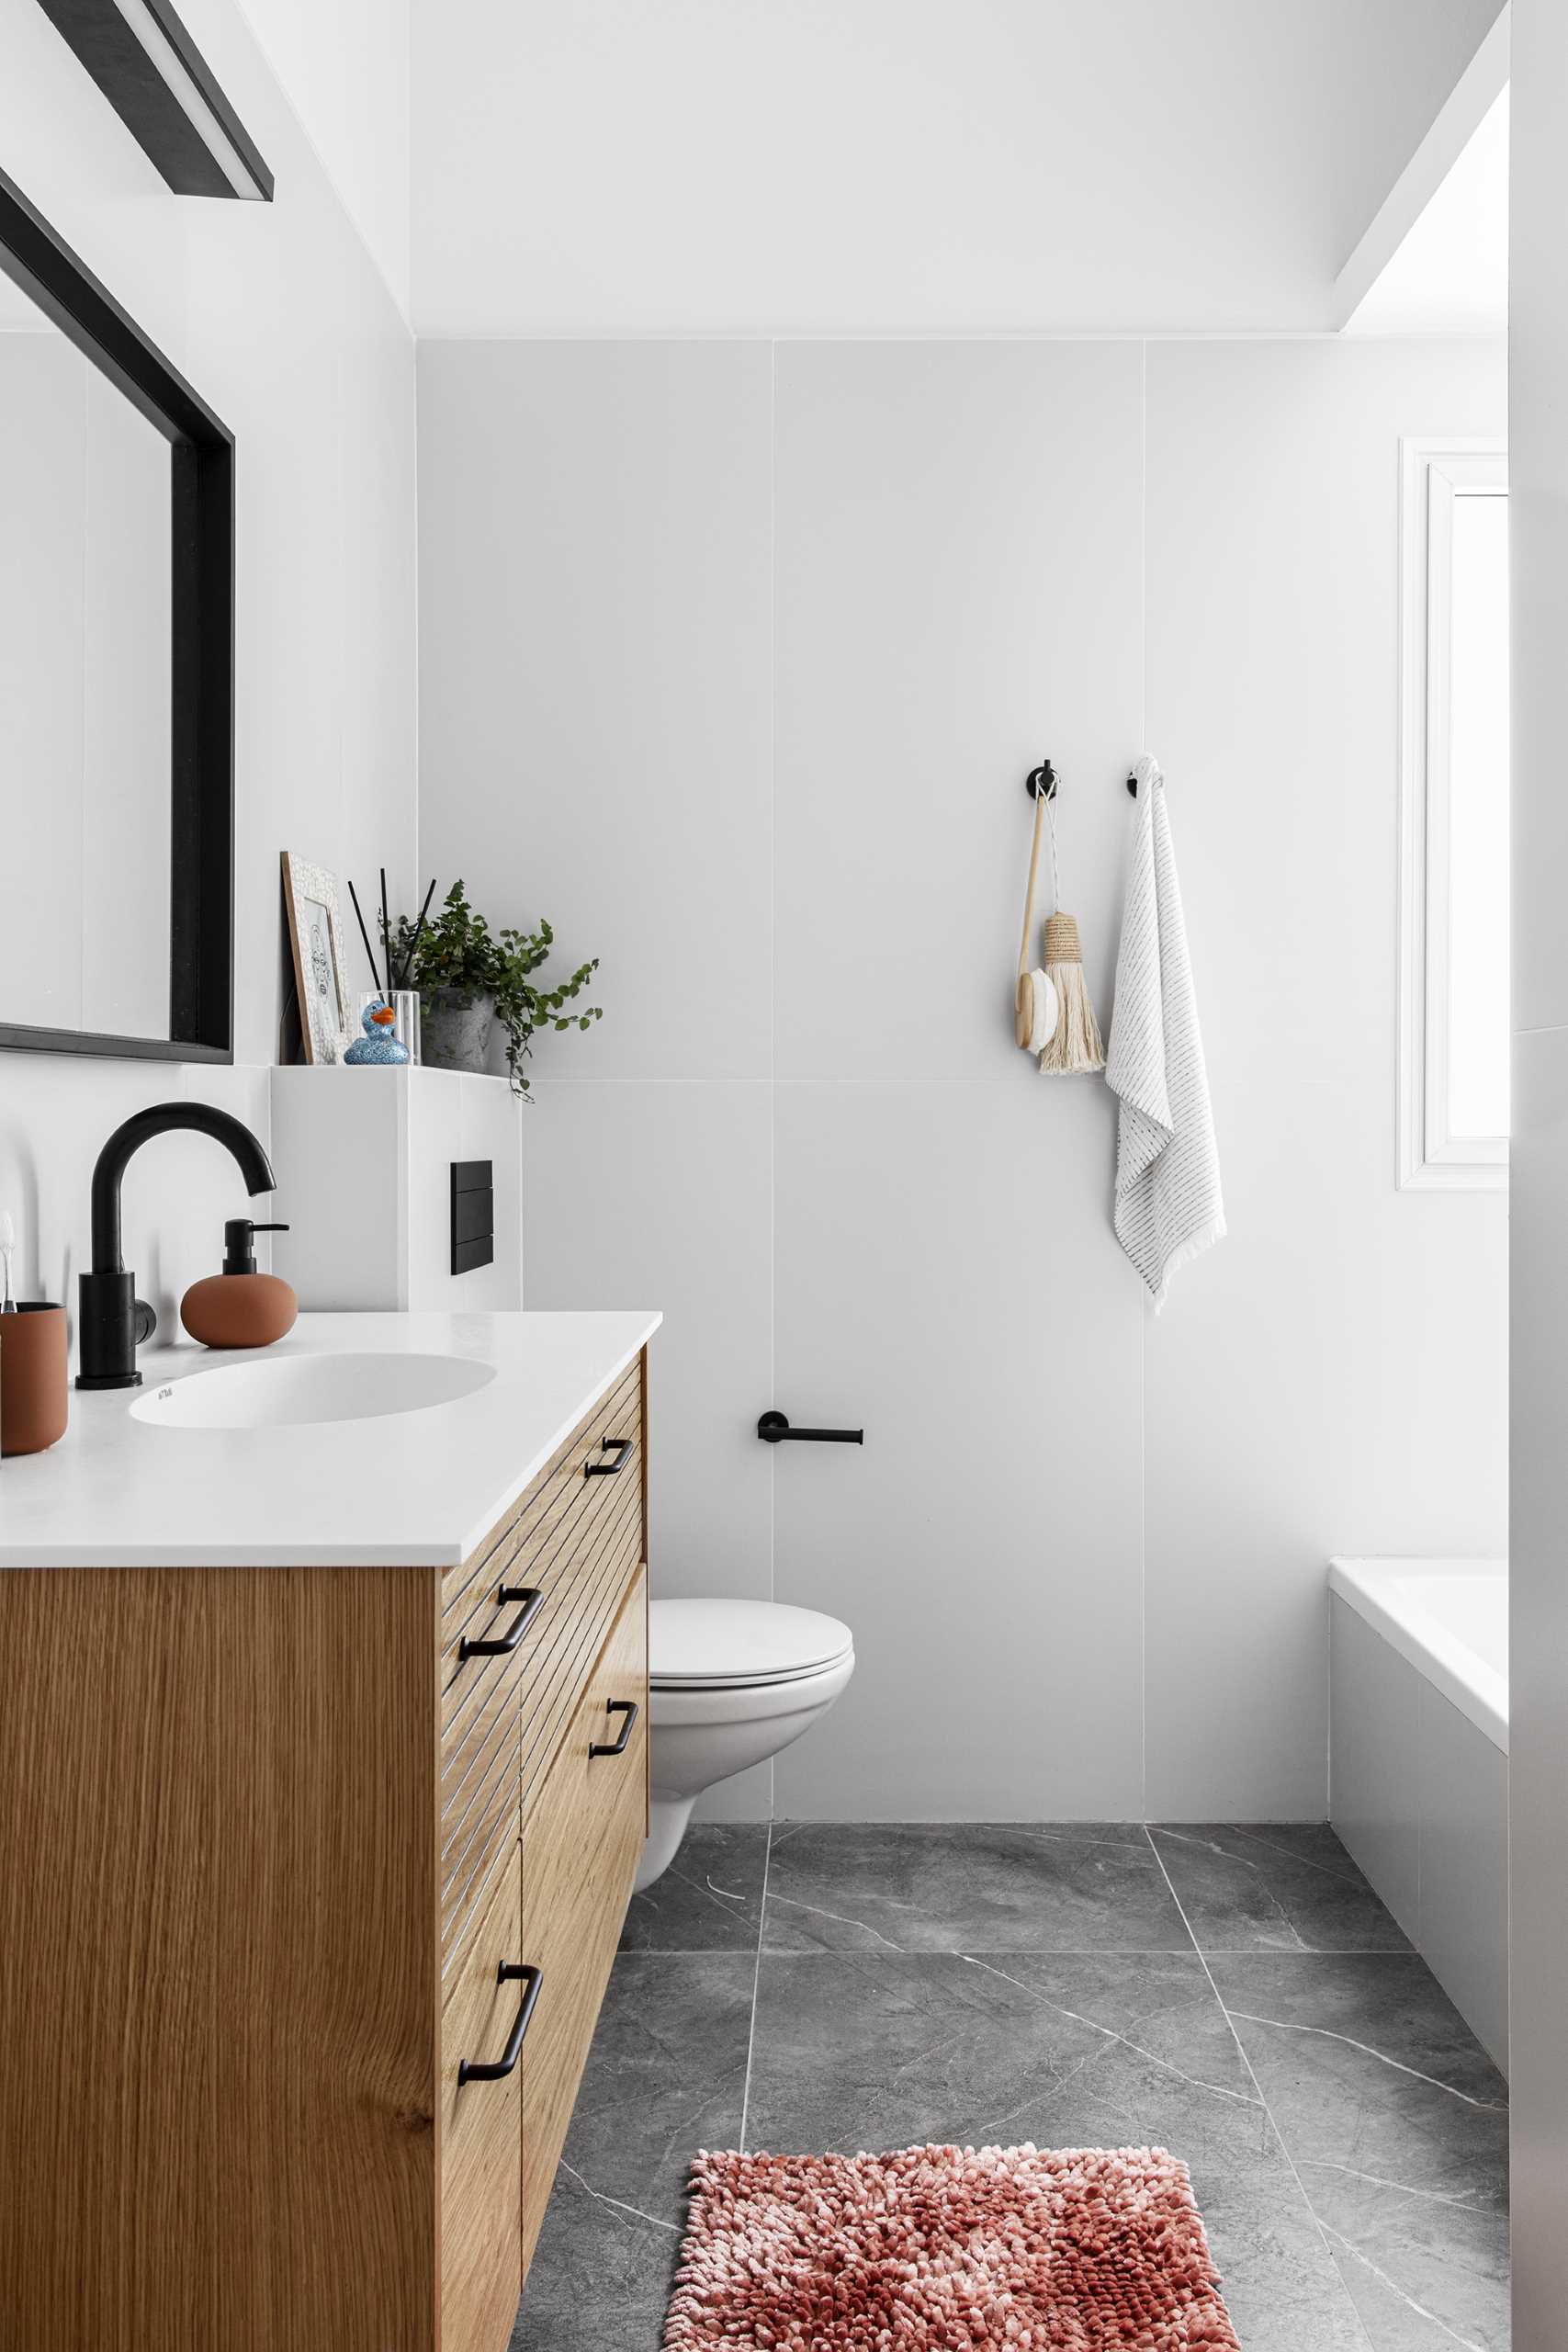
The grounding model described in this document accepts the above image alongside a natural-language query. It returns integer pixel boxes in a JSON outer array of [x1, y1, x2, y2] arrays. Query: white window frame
[[1397, 436, 1509, 1192]]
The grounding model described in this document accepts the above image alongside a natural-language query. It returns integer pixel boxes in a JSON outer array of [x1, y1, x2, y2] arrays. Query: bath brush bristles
[[1037, 912, 1105, 1074]]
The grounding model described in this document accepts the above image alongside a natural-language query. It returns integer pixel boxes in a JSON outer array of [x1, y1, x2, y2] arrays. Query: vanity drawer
[[440, 1846, 528, 2352], [439, 1359, 644, 1977], [520, 1568, 649, 2269], [440, 1356, 643, 1713]]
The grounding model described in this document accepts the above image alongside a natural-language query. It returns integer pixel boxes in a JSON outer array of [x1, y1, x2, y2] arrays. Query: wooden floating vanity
[[0, 1314, 658, 2352]]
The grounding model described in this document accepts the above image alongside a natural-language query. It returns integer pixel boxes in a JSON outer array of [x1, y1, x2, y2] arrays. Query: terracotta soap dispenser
[[181, 1219, 297, 1350]]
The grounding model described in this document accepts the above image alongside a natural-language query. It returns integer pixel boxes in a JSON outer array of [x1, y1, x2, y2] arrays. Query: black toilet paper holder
[[757, 1410, 864, 1445]]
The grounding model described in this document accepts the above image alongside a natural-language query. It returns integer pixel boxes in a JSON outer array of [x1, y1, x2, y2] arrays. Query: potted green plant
[[390, 881, 602, 1096]]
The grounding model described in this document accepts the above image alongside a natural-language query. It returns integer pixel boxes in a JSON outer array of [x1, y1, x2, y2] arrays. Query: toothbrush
[[0, 1212, 14, 1313]]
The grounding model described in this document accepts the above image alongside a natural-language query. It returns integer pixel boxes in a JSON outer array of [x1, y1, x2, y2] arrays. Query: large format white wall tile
[[772, 1079, 1144, 1820], [419, 334, 1506, 1832], [417, 341, 774, 1082], [0, 1056, 273, 1345], [773, 340, 1144, 1082], [522, 1080, 773, 1608], [1141, 337, 1507, 1818], [1144, 336, 1507, 1092], [1145, 1072, 1506, 1817]]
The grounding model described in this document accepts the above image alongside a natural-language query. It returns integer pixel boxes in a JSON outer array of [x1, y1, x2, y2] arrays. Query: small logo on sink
[[157, 1385, 174, 1401]]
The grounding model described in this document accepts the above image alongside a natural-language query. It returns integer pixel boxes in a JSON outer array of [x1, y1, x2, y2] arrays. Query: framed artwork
[[281, 852, 352, 1066]]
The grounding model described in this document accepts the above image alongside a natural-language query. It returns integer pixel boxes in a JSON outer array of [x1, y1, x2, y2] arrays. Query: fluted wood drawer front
[[440, 1846, 526, 2352], [439, 1476, 641, 1975], [441, 1358, 642, 1704], [439, 1359, 644, 1978], [520, 1568, 648, 2274], [517, 1502, 644, 1829]]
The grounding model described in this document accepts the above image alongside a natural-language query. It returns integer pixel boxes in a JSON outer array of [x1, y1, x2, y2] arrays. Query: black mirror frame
[[0, 163, 234, 1066]]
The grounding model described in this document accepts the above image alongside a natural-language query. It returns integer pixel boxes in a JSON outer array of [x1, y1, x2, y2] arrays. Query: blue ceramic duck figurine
[[344, 1000, 412, 1065]]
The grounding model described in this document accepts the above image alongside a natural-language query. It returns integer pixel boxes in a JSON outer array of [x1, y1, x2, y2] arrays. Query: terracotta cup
[[0, 1303, 70, 1457]]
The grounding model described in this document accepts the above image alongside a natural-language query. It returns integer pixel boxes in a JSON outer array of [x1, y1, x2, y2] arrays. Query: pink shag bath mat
[[664, 2143, 1241, 2349]]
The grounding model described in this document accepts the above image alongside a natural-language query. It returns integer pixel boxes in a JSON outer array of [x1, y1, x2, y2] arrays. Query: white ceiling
[[407, 0, 1506, 337], [1346, 85, 1508, 334]]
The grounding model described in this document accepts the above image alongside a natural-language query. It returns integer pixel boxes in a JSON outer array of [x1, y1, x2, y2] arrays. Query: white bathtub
[[1328, 1556, 1508, 2074]]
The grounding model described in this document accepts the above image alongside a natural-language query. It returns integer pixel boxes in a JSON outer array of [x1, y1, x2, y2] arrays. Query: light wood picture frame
[[281, 851, 352, 1066]]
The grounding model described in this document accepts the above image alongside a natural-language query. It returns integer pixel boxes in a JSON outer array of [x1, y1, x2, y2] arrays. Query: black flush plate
[[451, 1159, 494, 1276]]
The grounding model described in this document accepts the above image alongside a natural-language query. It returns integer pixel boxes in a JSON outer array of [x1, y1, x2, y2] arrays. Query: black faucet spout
[[78, 1102, 278, 1389]]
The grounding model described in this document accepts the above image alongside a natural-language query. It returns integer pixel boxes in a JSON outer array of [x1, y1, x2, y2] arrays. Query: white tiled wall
[[419, 332, 1508, 1823]]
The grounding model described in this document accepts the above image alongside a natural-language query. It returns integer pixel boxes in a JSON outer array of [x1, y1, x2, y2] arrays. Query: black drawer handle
[[458, 1962, 543, 2086], [589, 1698, 639, 1758], [585, 1435, 633, 1479], [458, 1585, 544, 1663]]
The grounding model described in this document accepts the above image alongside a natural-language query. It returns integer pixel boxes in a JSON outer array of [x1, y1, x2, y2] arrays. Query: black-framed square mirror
[[0, 163, 233, 1064]]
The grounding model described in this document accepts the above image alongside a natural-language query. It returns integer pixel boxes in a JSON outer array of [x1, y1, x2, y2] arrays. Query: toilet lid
[[649, 1599, 853, 1690]]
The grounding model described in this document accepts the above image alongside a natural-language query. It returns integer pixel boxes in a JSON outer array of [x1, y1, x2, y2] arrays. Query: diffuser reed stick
[[396, 877, 438, 991], [378, 868, 392, 999], [345, 879, 384, 995]]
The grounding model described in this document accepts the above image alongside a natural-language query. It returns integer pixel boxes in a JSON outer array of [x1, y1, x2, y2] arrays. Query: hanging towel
[[1105, 756, 1224, 1308]]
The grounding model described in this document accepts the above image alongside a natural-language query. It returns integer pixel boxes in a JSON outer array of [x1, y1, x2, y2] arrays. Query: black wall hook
[[1024, 758, 1057, 802], [1127, 771, 1139, 797]]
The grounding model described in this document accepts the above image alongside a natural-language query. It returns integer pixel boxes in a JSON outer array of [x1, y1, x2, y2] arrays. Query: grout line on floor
[[738, 1821, 773, 2154], [1141, 1826, 1379, 2351], [750, 1946, 1207, 1959]]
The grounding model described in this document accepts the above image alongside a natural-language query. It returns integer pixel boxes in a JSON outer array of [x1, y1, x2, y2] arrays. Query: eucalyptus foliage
[[392, 880, 602, 1099]]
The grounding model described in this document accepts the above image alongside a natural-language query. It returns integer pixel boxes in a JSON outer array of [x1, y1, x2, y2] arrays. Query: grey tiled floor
[[512, 1823, 1508, 2351]]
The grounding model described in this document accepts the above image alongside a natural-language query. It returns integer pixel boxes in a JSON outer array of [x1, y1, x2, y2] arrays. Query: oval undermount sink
[[130, 1350, 496, 1430]]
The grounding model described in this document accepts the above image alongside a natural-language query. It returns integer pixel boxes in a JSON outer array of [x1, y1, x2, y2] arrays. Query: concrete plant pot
[[419, 986, 495, 1074]]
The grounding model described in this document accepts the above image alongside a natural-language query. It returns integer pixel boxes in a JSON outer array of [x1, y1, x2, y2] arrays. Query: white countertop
[[0, 1310, 660, 1568]]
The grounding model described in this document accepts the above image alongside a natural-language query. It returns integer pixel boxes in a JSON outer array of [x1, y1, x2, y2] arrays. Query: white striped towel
[[1105, 755, 1224, 1308]]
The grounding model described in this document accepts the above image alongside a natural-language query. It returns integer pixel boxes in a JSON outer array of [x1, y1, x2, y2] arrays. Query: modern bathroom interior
[[0, 3, 1562, 2347]]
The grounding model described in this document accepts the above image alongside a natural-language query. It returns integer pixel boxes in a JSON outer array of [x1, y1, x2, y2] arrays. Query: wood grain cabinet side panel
[[0, 1565, 440, 2352], [0, 1569, 216, 2352]]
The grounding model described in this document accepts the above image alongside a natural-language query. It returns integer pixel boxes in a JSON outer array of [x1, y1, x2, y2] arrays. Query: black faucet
[[76, 1102, 278, 1390]]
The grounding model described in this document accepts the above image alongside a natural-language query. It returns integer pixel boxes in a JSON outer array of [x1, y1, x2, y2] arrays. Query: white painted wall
[[0, 0, 415, 1343], [418, 331, 1508, 1822], [1505, 0, 1568, 2335], [235, 0, 411, 316], [409, 0, 1505, 337]]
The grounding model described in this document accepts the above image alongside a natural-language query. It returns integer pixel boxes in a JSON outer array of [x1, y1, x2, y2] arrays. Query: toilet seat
[[649, 1598, 853, 1691]]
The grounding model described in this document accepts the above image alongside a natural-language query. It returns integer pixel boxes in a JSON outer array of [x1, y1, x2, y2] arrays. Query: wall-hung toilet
[[637, 1598, 854, 1890]]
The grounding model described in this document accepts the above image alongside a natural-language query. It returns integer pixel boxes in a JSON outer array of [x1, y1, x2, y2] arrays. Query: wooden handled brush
[[1016, 770, 1060, 1053], [1015, 762, 1104, 1075]]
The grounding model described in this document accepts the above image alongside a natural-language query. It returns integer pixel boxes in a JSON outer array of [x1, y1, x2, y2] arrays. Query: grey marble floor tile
[[1151, 1822, 1413, 1953], [762, 1820, 1190, 1951], [511, 1950, 753, 2345], [746, 1948, 1368, 2350], [1212, 1952, 1508, 2350], [618, 1823, 769, 1953]]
